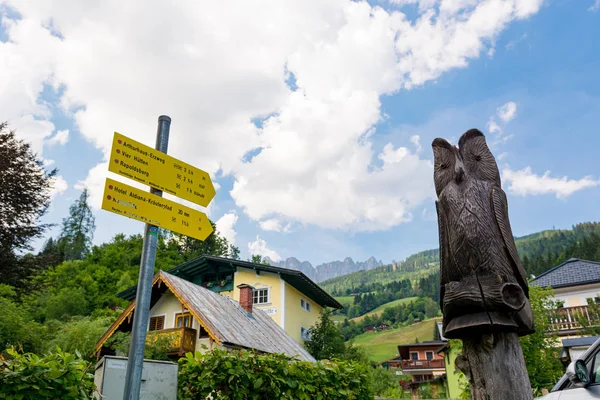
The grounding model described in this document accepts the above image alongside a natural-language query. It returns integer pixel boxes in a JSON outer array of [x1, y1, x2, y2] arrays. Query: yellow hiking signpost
[[101, 119, 217, 400], [101, 178, 213, 241], [108, 132, 216, 207]]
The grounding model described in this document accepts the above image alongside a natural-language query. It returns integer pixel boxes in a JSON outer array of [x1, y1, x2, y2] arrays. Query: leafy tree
[[169, 220, 240, 261], [519, 285, 564, 395], [59, 188, 96, 260], [305, 309, 347, 360], [0, 123, 57, 287], [45, 315, 116, 360], [0, 285, 43, 354], [250, 254, 269, 265], [44, 287, 89, 321]]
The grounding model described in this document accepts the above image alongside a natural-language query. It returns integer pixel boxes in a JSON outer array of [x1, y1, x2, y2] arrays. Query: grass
[[330, 314, 347, 323], [349, 297, 418, 322], [350, 318, 441, 363], [334, 296, 355, 307]]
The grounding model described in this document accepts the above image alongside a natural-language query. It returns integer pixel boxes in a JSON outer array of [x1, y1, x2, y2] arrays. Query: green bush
[[178, 349, 373, 400], [0, 348, 95, 399]]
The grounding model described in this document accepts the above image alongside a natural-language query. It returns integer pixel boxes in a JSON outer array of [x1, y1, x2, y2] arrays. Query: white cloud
[[487, 100, 517, 147], [259, 218, 292, 232], [259, 219, 283, 232], [410, 135, 422, 153], [49, 175, 68, 199], [502, 167, 600, 199], [215, 212, 238, 245], [487, 119, 502, 135], [590, 0, 600, 12], [248, 235, 281, 262], [1, 0, 543, 232], [497, 101, 517, 122], [46, 129, 70, 146]]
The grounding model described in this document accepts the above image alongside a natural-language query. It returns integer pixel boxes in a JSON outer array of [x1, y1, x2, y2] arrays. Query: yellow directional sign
[[101, 178, 213, 241], [108, 132, 215, 207]]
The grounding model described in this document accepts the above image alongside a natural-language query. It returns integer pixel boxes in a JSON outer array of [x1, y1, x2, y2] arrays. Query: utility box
[[94, 356, 178, 400]]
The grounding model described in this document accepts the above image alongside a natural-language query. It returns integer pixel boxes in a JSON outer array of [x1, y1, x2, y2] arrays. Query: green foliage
[[169, 220, 240, 261], [45, 315, 116, 360], [0, 285, 43, 354], [519, 285, 564, 395], [576, 296, 600, 336], [338, 279, 414, 319], [250, 254, 269, 265], [340, 297, 440, 341], [0, 123, 57, 289], [59, 188, 96, 261], [321, 263, 438, 297], [305, 310, 372, 364], [178, 349, 373, 400], [107, 330, 179, 361], [0, 348, 95, 399], [369, 367, 408, 398], [305, 310, 347, 360], [520, 222, 600, 277]]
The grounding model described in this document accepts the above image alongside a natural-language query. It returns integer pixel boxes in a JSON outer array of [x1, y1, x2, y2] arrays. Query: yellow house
[[115, 256, 342, 345], [95, 270, 315, 361]]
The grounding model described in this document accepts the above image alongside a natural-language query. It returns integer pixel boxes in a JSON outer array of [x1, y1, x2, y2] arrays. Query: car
[[537, 336, 600, 399]]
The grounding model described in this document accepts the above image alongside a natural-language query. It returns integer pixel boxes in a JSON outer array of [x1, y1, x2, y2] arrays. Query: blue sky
[[2, 0, 599, 266]]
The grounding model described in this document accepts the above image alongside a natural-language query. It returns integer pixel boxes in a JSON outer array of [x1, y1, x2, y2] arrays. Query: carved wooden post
[[432, 129, 534, 400]]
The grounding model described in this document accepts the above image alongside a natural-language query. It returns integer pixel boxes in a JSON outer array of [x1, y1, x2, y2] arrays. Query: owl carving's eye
[[440, 163, 449, 169], [474, 155, 482, 161]]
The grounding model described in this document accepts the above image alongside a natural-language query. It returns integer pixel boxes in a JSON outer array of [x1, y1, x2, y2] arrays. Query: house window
[[198, 326, 209, 339], [426, 351, 434, 360], [301, 299, 311, 312], [300, 327, 311, 341], [253, 288, 269, 304], [175, 312, 193, 328], [149, 316, 164, 331], [410, 352, 419, 360]]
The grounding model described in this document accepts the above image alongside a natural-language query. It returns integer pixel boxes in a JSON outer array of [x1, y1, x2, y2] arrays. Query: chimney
[[237, 284, 254, 314]]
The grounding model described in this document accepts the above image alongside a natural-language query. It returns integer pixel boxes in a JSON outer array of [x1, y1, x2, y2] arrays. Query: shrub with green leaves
[[0, 348, 95, 399], [178, 349, 373, 400]]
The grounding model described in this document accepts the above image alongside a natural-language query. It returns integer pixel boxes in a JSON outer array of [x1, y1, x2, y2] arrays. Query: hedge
[[178, 350, 373, 400], [0, 348, 95, 399]]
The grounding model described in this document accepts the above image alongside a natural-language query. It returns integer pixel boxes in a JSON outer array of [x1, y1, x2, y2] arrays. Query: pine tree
[[59, 188, 96, 260], [0, 123, 57, 286]]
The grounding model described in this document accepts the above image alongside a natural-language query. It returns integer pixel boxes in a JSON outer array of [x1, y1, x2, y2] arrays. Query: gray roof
[[562, 336, 600, 348], [532, 258, 600, 289], [159, 271, 315, 362]]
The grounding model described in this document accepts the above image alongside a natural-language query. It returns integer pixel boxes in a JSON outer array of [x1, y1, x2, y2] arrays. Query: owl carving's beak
[[455, 161, 465, 184]]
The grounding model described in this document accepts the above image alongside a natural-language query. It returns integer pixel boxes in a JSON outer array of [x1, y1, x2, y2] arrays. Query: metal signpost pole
[[123, 115, 171, 400]]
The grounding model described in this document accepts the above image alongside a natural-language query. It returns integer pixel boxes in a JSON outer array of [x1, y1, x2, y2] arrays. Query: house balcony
[[400, 359, 445, 370], [146, 327, 197, 356], [548, 305, 598, 334]]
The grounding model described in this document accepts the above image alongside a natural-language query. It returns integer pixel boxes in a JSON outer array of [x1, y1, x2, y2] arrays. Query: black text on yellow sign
[[108, 132, 216, 207], [101, 178, 213, 241]]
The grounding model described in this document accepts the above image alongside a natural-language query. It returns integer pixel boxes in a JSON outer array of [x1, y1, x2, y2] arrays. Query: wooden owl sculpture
[[432, 129, 535, 339]]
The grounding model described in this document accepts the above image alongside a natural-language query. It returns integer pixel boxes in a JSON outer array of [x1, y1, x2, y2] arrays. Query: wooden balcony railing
[[400, 359, 445, 370], [146, 327, 197, 356], [549, 305, 598, 333]]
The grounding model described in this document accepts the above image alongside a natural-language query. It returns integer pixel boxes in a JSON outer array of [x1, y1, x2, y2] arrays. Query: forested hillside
[[322, 222, 600, 295], [517, 222, 600, 277]]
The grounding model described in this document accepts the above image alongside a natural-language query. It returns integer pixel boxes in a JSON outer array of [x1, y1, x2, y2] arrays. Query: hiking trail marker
[[101, 118, 215, 400], [101, 178, 213, 241], [108, 131, 215, 207]]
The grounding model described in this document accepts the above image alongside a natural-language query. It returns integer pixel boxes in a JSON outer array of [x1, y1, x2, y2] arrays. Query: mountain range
[[265, 256, 383, 282]]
